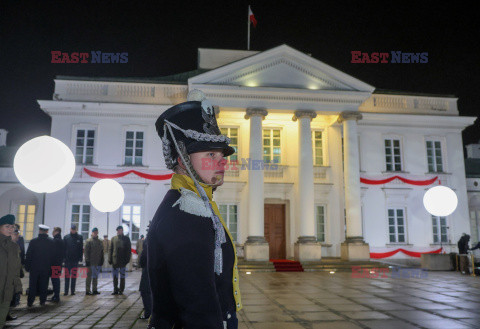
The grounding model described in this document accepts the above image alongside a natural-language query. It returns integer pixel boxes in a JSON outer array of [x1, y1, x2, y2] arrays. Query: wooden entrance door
[[264, 204, 286, 259]]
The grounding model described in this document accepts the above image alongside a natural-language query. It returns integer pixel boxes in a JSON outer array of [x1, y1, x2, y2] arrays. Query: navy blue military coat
[[147, 188, 236, 329], [25, 233, 55, 274]]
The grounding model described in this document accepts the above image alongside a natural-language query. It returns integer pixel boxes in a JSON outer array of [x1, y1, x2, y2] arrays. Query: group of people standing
[[4, 95, 247, 329], [0, 214, 150, 327]]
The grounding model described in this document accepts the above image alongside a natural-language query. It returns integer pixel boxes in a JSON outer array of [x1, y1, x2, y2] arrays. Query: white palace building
[[0, 45, 478, 261]]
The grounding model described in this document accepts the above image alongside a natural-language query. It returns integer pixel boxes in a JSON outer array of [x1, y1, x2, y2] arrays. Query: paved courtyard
[[6, 268, 480, 329]]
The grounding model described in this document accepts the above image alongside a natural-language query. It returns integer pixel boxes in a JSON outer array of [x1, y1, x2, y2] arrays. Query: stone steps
[[237, 258, 391, 272]]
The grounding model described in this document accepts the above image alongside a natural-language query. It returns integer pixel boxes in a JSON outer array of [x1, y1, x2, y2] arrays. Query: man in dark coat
[[458, 234, 470, 254], [147, 94, 241, 329], [138, 238, 151, 320], [25, 224, 54, 307], [48, 227, 64, 302], [63, 224, 83, 295], [108, 226, 131, 295]]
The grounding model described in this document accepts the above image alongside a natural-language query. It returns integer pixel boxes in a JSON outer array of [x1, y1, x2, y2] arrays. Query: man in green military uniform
[[0, 214, 22, 328], [84, 228, 104, 296], [108, 226, 131, 295]]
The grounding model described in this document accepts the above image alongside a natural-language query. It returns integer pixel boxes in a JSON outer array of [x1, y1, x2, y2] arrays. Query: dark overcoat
[[63, 233, 83, 263], [25, 234, 55, 274], [147, 188, 237, 329]]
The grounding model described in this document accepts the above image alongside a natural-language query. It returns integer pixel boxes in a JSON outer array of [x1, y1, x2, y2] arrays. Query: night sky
[[1, 1, 479, 150]]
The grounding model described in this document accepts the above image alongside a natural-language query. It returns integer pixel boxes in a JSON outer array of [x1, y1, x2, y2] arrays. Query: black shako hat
[[155, 94, 234, 170]]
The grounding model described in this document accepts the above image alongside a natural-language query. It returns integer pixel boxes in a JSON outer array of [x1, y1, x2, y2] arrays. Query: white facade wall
[[41, 107, 171, 240], [359, 121, 472, 253], [2, 45, 476, 260]]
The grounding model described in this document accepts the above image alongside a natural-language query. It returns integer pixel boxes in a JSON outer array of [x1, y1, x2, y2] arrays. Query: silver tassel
[[214, 247, 223, 275]]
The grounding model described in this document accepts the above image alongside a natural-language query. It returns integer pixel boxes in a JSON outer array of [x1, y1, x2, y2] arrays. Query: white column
[[245, 108, 267, 239], [339, 111, 363, 240], [243, 108, 269, 261], [293, 111, 322, 261], [293, 110, 317, 239], [338, 111, 370, 260]]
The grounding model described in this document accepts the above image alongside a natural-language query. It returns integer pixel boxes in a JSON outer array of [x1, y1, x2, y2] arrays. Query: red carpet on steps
[[270, 259, 304, 272]]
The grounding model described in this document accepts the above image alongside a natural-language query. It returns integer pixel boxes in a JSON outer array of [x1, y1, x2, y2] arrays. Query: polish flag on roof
[[249, 6, 257, 28]]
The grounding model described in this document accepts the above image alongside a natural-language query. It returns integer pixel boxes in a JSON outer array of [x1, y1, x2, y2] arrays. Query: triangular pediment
[[189, 44, 375, 92]]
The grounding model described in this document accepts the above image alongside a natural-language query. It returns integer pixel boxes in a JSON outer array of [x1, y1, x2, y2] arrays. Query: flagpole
[[247, 5, 250, 50]]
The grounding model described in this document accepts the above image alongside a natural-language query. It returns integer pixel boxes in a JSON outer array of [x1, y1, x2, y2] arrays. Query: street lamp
[[423, 185, 458, 217], [423, 185, 458, 252], [89, 179, 125, 236], [13, 136, 75, 193]]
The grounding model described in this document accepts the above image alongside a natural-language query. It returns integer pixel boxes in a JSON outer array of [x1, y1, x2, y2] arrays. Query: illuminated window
[[426, 140, 443, 173], [220, 127, 238, 162], [384, 138, 402, 172], [219, 204, 238, 242], [75, 129, 95, 164], [315, 205, 326, 242], [432, 215, 448, 243], [388, 208, 406, 243], [122, 205, 141, 242], [17, 204, 35, 241], [125, 131, 144, 166], [313, 131, 324, 166], [71, 204, 90, 240], [263, 129, 281, 164]]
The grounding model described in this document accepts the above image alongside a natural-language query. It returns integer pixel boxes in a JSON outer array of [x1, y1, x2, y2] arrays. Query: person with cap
[[84, 227, 104, 295], [13, 224, 25, 265], [0, 214, 22, 328], [48, 227, 64, 303], [108, 226, 131, 295], [63, 224, 84, 295], [146, 91, 241, 329], [135, 235, 145, 267], [25, 224, 54, 307]]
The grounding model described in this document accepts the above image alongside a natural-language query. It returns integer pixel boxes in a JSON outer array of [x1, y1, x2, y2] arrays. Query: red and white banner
[[370, 247, 442, 259], [83, 168, 173, 181], [360, 175, 439, 186]]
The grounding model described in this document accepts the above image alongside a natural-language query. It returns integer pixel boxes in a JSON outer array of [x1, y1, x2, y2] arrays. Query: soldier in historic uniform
[[108, 226, 131, 295], [0, 214, 22, 328], [25, 224, 54, 307], [84, 227, 104, 295], [147, 91, 242, 329]]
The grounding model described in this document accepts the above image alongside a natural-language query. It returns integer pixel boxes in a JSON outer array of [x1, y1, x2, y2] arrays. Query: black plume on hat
[[155, 99, 234, 170]]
